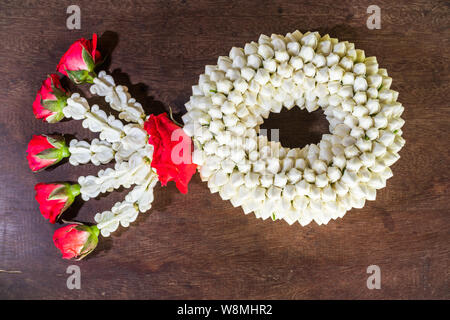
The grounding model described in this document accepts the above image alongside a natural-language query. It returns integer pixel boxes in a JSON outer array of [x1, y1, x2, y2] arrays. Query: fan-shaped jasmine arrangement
[[183, 30, 405, 226], [28, 34, 196, 260]]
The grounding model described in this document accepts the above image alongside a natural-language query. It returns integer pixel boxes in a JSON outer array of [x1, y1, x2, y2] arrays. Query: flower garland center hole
[[259, 106, 330, 149]]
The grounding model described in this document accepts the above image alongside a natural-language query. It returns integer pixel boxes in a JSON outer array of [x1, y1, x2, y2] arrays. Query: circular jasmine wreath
[[182, 30, 405, 226]]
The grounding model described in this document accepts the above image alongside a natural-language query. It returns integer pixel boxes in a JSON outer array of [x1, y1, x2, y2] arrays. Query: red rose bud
[[33, 74, 68, 123], [57, 33, 101, 84], [144, 113, 197, 194], [26, 135, 70, 172], [53, 224, 99, 260], [35, 183, 80, 224]]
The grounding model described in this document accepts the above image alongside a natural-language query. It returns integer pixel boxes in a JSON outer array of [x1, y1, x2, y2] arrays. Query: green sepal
[[36, 135, 70, 161], [42, 96, 67, 122], [48, 183, 79, 200], [66, 69, 95, 84], [46, 110, 65, 123], [48, 184, 70, 200], [36, 148, 61, 160], [48, 183, 80, 221], [74, 225, 99, 260], [46, 135, 66, 149], [52, 87, 66, 98], [42, 99, 60, 112], [66, 70, 88, 84], [82, 47, 95, 72], [49, 76, 67, 99]]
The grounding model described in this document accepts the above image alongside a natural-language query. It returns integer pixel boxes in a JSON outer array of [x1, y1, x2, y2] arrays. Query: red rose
[[144, 113, 197, 194], [32, 74, 68, 123], [56, 33, 101, 84], [53, 224, 99, 260], [26, 135, 70, 172], [35, 182, 80, 223]]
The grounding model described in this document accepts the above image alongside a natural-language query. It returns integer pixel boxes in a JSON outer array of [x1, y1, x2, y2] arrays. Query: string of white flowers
[[113, 123, 149, 163], [62, 73, 159, 237], [65, 88, 151, 196], [68, 138, 115, 166], [64, 93, 125, 143], [78, 145, 153, 201], [94, 170, 159, 237], [90, 71, 146, 125]]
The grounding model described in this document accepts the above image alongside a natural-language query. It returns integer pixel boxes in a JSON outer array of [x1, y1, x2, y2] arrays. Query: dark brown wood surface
[[0, 0, 448, 299]]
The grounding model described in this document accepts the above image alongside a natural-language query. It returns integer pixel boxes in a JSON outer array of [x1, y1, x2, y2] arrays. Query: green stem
[[168, 106, 183, 127], [60, 145, 70, 158], [86, 72, 97, 84], [69, 184, 81, 197], [89, 225, 100, 237]]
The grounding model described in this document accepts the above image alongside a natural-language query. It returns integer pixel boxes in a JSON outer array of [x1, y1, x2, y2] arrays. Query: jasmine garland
[[182, 30, 405, 226], [27, 30, 405, 259]]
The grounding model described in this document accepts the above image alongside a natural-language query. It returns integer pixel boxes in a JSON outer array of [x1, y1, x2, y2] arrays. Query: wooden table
[[0, 0, 448, 299]]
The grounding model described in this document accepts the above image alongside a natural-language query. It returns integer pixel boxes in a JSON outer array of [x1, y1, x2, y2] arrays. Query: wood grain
[[0, 0, 449, 299]]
